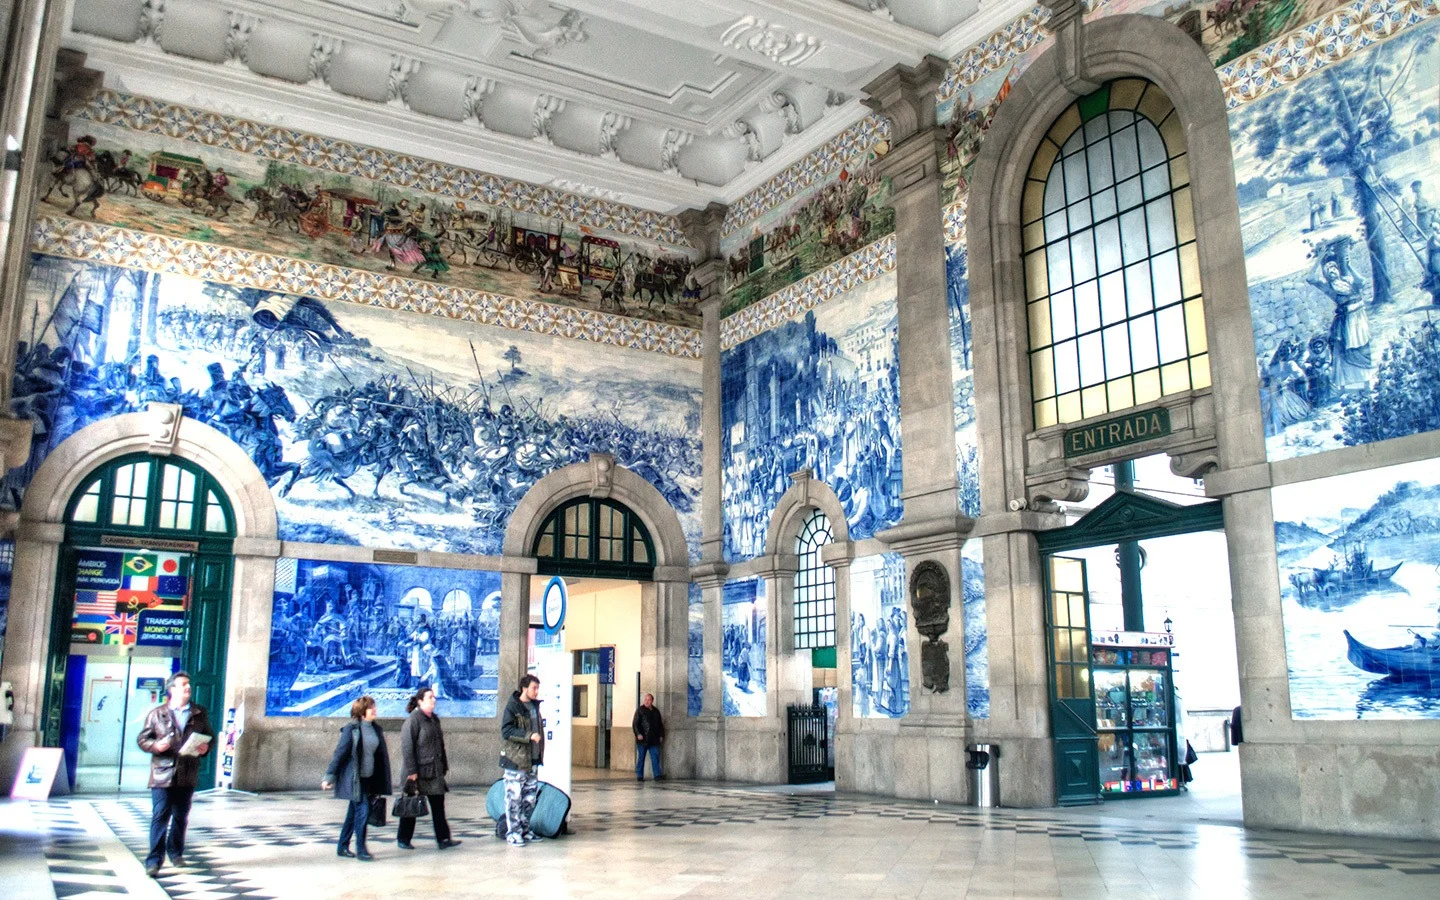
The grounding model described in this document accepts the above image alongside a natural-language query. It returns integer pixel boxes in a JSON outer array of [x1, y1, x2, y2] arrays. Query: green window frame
[[65, 453, 236, 543], [793, 509, 835, 651], [532, 497, 655, 581], [1022, 79, 1210, 429]]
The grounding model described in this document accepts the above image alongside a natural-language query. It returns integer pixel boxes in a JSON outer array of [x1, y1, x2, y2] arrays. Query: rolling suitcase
[[487, 777, 571, 838]]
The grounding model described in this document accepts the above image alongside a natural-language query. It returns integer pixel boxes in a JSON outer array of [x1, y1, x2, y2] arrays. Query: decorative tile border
[[938, 5, 1052, 104], [1218, 0, 1439, 109], [944, 196, 968, 245], [720, 235, 896, 349], [31, 216, 702, 359], [75, 90, 690, 248], [721, 115, 892, 239]]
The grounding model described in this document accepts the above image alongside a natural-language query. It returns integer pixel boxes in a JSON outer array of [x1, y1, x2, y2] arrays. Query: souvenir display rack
[[1092, 637, 1178, 796]]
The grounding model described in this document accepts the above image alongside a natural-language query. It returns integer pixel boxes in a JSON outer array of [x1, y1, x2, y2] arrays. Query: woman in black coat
[[321, 696, 392, 861], [397, 686, 460, 850]]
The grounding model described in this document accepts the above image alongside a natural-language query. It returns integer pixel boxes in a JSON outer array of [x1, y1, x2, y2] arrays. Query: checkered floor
[[9, 780, 1440, 898]]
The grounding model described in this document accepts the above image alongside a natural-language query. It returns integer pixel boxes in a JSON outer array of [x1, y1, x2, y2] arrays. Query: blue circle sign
[[542, 576, 567, 634]]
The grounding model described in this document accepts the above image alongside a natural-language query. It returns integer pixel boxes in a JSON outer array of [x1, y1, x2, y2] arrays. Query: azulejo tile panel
[[76, 90, 688, 247], [938, 5, 1053, 104], [721, 116, 892, 239], [720, 235, 896, 349], [1218, 0, 1440, 109], [31, 216, 701, 359]]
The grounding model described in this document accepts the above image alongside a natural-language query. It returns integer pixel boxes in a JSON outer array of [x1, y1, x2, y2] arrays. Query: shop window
[[1022, 79, 1209, 428]]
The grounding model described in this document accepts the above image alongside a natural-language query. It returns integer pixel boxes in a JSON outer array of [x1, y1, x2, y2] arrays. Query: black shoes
[[337, 848, 356, 858], [397, 841, 414, 850], [437, 839, 462, 850], [145, 865, 161, 878], [356, 850, 374, 861], [169, 856, 186, 867]]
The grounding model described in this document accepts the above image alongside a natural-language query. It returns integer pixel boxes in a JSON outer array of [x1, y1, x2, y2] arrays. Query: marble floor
[[4, 774, 1439, 899]]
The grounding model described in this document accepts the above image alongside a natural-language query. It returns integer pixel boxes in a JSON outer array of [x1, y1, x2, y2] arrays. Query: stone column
[[678, 203, 728, 563], [822, 541, 857, 787], [864, 59, 974, 801], [0, 521, 63, 787], [691, 563, 727, 779], [227, 536, 281, 790]]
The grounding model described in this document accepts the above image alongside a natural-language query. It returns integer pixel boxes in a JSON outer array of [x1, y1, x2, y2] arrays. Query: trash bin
[[965, 743, 1000, 808]]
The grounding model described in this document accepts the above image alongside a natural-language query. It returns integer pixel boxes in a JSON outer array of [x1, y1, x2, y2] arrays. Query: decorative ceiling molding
[[72, 89, 693, 246], [720, 233, 895, 348], [32, 215, 703, 358], [721, 15, 824, 67]]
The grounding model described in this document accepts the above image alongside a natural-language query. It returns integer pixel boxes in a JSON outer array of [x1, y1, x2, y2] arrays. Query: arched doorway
[[42, 453, 236, 792]]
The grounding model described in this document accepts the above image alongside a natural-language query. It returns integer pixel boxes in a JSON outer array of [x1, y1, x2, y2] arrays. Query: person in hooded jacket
[[397, 686, 461, 850], [321, 695, 392, 860], [498, 674, 545, 846]]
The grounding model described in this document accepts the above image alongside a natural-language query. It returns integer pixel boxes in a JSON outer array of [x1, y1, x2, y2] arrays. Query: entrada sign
[[1064, 407, 1171, 457]]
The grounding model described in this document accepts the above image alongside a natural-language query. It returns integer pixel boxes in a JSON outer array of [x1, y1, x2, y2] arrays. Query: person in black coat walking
[[397, 687, 461, 850], [632, 692, 665, 781], [322, 696, 392, 861]]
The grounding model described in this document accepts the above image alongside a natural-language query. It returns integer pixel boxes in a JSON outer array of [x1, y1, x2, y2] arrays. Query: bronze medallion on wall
[[909, 560, 951, 694]]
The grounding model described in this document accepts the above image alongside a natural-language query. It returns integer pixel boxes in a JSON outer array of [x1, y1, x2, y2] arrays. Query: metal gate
[[786, 704, 833, 784]]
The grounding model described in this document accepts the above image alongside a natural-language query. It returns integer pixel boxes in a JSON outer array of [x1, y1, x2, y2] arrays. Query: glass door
[[1046, 556, 1099, 805]]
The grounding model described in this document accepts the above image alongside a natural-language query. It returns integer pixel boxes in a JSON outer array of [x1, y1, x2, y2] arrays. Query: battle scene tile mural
[[1231, 19, 1440, 461], [947, 240, 981, 519], [719, 269, 901, 562], [1273, 458, 1440, 719], [722, 579, 767, 717], [850, 554, 910, 719], [266, 558, 501, 718], [46, 96, 701, 329], [7, 255, 702, 557]]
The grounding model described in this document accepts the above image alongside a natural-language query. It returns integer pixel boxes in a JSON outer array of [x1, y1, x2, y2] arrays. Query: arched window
[[65, 453, 235, 538], [1022, 79, 1209, 428], [793, 509, 834, 650], [532, 497, 655, 581]]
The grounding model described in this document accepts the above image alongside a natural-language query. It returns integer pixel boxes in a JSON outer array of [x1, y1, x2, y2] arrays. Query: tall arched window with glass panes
[[1022, 79, 1209, 427], [793, 509, 835, 651]]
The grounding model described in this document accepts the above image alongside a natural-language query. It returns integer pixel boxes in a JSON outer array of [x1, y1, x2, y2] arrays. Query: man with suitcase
[[499, 674, 545, 846]]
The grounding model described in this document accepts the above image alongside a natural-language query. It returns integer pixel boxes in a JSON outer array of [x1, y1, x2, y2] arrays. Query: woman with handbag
[[397, 686, 461, 850], [321, 696, 392, 861]]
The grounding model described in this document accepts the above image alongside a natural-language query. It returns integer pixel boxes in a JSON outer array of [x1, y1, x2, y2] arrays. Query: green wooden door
[[41, 546, 80, 749], [1046, 555, 1100, 805], [184, 553, 233, 788]]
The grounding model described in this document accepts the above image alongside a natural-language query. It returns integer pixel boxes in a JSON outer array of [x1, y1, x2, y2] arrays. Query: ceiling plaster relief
[[63, 0, 912, 198]]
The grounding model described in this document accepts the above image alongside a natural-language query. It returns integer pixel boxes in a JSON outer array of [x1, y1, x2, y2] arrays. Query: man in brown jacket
[[136, 671, 213, 877]]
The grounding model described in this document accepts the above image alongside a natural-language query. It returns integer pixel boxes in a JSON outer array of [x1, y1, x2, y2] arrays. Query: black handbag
[[392, 781, 429, 819], [367, 795, 388, 827]]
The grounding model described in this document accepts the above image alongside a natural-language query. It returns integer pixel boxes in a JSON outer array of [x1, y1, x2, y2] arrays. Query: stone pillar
[[864, 58, 975, 801], [498, 563, 537, 706], [822, 541, 858, 788], [691, 562, 727, 779], [678, 203, 728, 563], [227, 536, 281, 790], [0, 521, 63, 787]]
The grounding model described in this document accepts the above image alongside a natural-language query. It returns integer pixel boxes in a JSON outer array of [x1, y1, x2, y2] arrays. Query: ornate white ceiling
[[64, 0, 1032, 213]]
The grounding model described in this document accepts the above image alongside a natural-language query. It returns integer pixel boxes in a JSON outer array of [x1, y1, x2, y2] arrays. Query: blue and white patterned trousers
[[503, 768, 539, 841]]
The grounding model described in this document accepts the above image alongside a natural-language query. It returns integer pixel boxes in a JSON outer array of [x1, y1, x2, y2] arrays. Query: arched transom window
[[793, 509, 835, 650], [67, 454, 234, 537], [1022, 79, 1210, 428]]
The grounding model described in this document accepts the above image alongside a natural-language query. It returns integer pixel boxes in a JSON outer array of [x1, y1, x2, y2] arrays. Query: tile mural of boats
[[1273, 459, 1440, 719]]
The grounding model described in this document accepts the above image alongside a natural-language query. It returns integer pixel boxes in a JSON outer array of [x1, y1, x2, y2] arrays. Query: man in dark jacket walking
[[632, 692, 665, 781], [136, 672, 212, 878], [499, 674, 544, 846]]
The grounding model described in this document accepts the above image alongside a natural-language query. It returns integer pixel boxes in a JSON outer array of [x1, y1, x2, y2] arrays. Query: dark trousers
[[397, 793, 450, 845], [636, 743, 662, 779], [338, 798, 370, 853], [147, 786, 195, 869]]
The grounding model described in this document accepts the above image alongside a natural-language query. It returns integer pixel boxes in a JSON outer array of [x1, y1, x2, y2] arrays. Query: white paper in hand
[[178, 733, 212, 757]]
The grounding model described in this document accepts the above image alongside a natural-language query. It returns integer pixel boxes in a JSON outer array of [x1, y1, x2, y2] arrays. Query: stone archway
[[0, 405, 279, 786]]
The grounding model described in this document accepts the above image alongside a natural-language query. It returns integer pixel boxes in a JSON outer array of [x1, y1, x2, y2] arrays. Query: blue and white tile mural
[[722, 578, 767, 717], [947, 240, 981, 518], [963, 541, 990, 717], [1274, 458, 1440, 719], [849, 553, 909, 718], [719, 270, 902, 562], [6, 256, 702, 556], [0, 540, 13, 669], [1231, 20, 1440, 462], [687, 581, 703, 716], [266, 557, 501, 718]]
